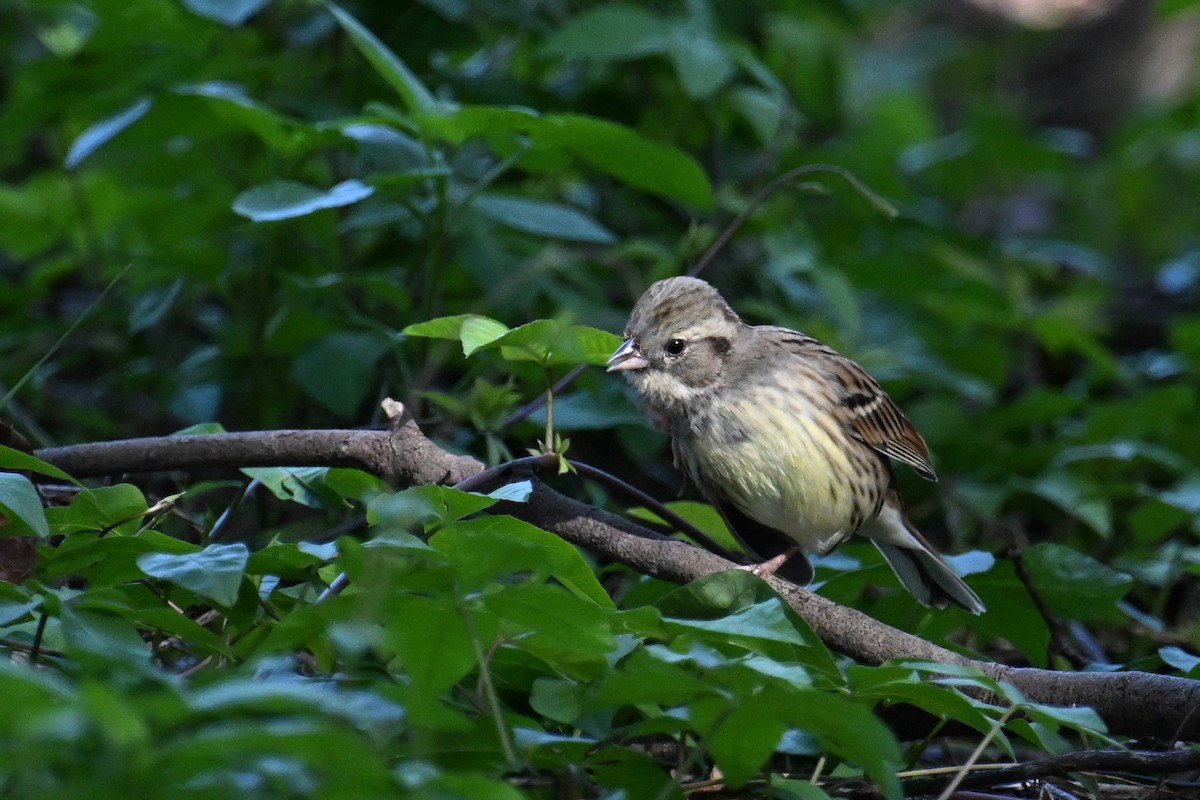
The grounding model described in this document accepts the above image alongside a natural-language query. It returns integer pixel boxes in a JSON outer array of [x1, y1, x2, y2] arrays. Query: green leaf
[[482, 320, 623, 366], [232, 179, 374, 222], [1022, 543, 1132, 621], [370, 485, 498, 531], [58, 604, 152, 671], [47, 483, 147, 537], [666, 24, 735, 99], [292, 331, 391, 416], [483, 582, 615, 674], [381, 595, 478, 696], [1020, 472, 1111, 537], [78, 587, 235, 657], [0, 472, 50, 539], [487, 480, 532, 503], [64, 97, 152, 169], [692, 692, 788, 787], [188, 677, 405, 734], [470, 194, 615, 244], [181, 0, 270, 26], [848, 664, 996, 737], [1160, 645, 1200, 676], [402, 314, 513, 357], [0, 444, 76, 483], [137, 543, 250, 607], [657, 572, 815, 645], [40, 530, 197, 587], [417, 107, 713, 209], [174, 82, 327, 155], [780, 692, 903, 799], [325, 2, 439, 112], [540, 5, 669, 60], [242, 466, 339, 509], [431, 516, 613, 608], [541, 114, 713, 210]]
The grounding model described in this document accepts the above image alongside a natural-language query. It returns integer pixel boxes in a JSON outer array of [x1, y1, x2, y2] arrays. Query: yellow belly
[[682, 395, 861, 553]]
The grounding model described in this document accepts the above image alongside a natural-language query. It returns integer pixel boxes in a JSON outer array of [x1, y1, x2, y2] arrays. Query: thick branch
[[34, 413, 1200, 740]]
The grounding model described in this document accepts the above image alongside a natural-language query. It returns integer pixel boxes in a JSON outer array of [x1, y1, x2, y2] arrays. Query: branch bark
[[34, 407, 1200, 740]]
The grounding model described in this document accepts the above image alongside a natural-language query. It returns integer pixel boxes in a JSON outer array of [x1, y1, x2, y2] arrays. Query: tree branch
[[33, 404, 1200, 740]]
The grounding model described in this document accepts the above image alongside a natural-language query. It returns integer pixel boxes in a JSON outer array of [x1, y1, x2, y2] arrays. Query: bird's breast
[[681, 389, 885, 553]]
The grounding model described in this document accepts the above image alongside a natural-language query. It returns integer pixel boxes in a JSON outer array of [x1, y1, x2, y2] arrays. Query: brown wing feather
[[757, 327, 938, 481], [833, 360, 937, 481]]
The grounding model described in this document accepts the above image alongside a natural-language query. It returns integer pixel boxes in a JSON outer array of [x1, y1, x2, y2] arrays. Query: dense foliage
[[2, 0, 1200, 796]]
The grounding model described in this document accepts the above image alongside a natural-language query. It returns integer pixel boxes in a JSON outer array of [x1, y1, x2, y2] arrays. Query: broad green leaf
[[0, 444, 76, 483], [174, 81, 327, 154], [528, 678, 584, 725], [692, 692, 787, 787], [487, 480, 532, 503], [663, 597, 809, 648], [483, 582, 614, 675], [232, 179, 373, 222], [325, 2, 438, 112], [541, 114, 713, 210], [188, 677, 405, 734], [417, 107, 713, 209], [137, 543, 250, 607], [242, 466, 338, 509], [292, 331, 390, 416], [382, 595, 477, 696], [470, 194, 615, 244], [540, 5, 669, 60], [402, 314, 512, 357], [848, 664, 997, 738], [58, 604, 152, 670], [666, 24, 735, 99], [780, 692, 903, 799], [64, 97, 152, 169], [1022, 543, 1131, 621], [657, 572, 809, 640], [960, 560, 1049, 665], [181, 0, 270, 26], [46, 483, 147, 536], [431, 516, 612, 607], [1160, 645, 1200, 676], [40, 530, 197, 587], [0, 472, 50, 539], [77, 587, 234, 657], [245, 542, 332, 578], [0, 582, 40, 626], [477, 320, 623, 366], [1020, 472, 1111, 537], [589, 644, 709, 708], [425, 774, 527, 800], [369, 485, 497, 530]]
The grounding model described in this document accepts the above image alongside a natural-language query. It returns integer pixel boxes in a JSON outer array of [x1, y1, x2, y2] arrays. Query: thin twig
[[501, 365, 588, 430], [937, 706, 1017, 800], [688, 164, 898, 278], [208, 478, 258, 543], [571, 460, 737, 560], [452, 453, 558, 494]]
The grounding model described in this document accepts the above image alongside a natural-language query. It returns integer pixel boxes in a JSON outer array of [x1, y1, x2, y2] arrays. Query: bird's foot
[[737, 547, 800, 579]]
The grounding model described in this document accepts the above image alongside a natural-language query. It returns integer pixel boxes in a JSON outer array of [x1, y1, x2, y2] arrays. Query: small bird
[[607, 276, 985, 614]]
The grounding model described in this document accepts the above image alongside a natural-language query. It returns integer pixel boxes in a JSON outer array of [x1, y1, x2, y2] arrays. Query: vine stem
[[688, 163, 897, 278]]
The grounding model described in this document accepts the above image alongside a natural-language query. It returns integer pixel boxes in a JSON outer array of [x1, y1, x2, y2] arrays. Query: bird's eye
[[664, 338, 687, 356]]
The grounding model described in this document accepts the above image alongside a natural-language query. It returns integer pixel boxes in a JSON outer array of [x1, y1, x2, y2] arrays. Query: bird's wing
[[832, 359, 938, 482]]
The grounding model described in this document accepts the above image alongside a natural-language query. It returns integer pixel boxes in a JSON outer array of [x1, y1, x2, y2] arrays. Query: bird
[[606, 276, 985, 614]]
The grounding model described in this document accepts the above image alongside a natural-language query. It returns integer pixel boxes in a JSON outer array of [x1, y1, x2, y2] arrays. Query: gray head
[[606, 277, 745, 411]]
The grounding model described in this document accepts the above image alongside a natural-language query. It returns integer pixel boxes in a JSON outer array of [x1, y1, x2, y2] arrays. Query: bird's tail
[[860, 492, 985, 615]]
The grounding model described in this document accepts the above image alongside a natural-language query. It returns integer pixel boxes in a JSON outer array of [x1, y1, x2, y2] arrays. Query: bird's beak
[[606, 338, 649, 372]]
